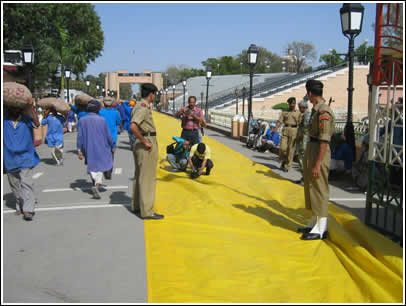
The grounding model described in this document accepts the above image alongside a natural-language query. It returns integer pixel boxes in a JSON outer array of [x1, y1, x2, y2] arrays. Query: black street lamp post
[[340, 3, 364, 162], [96, 84, 100, 97], [235, 88, 239, 115], [172, 84, 176, 113], [22, 44, 34, 91], [247, 44, 258, 131], [242, 87, 246, 117], [205, 65, 212, 122], [182, 80, 186, 108], [165, 88, 169, 112], [64, 67, 71, 103], [200, 92, 204, 110]]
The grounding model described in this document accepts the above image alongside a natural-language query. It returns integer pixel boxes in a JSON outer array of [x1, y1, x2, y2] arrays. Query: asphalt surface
[[3, 132, 148, 303]]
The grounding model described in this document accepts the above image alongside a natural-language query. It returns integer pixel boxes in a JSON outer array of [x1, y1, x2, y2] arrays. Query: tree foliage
[[3, 3, 104, 92], [319, 49, 345, 67], [119, 83, 133, 100]]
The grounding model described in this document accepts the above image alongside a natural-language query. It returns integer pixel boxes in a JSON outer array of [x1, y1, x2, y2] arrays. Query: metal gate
[[366, 3, 403, 244]]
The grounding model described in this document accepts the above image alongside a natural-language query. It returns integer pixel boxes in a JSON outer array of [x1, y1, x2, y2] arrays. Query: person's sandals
[[23, 212, 33, 221]]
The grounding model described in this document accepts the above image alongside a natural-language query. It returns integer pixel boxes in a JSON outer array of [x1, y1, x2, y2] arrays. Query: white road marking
[[42, 186, 128, 193], [3, 202, 131, 214], [114, 168, 122, 175], [32, 172, 43, 179], [330, 198, 366, 201]]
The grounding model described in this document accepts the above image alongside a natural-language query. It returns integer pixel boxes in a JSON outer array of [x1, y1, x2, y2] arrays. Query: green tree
[[319, 49, 345, 67], [119, 83, 133, 100], [354, 42, 374, 64], [3, 3, 104, 92]]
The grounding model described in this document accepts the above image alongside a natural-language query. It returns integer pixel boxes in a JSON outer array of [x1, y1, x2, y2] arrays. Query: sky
[[85, 1, 378, 77]]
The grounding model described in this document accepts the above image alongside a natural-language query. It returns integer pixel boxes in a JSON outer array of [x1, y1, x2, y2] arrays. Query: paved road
[[3, 132, 148, 303]]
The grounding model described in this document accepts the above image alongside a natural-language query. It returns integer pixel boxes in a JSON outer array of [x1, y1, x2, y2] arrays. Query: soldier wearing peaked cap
[[298, 79, 335, 241], [129, 83, 164, 220], [276, 97, 301, 172]]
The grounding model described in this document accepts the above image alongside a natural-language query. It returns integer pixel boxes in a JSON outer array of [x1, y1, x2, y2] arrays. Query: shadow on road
[[3, 192, 17, 211], [70, 179, 93, 195], [40, 158, 57, 165]]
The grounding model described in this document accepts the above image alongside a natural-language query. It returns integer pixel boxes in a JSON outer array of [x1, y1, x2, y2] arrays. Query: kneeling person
[[188, 143, 214, 177], [167, 136, 191, 171]]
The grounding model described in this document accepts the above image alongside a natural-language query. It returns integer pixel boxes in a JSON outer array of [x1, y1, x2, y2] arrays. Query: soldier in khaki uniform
[[298, 80, 335, 240], [294, 97, 311, 184], [129, 83, 164, 220], [276, 97, 301, 172]]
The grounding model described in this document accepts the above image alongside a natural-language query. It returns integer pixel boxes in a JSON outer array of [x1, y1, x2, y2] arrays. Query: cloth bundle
[[37, 97, 70, 114], [3, 82, 32, 108], [74, 94, 93, 106]]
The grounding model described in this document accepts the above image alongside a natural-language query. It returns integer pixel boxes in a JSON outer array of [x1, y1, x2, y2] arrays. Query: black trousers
[[192, 155, 214, 174], [181, 129, 200, 146]]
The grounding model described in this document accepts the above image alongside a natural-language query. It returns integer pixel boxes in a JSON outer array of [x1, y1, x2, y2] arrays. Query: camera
[[190, 169, 200, 179]]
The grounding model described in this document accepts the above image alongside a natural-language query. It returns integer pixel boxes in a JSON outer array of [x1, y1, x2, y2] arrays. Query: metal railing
[[212, 63, 348, 109]]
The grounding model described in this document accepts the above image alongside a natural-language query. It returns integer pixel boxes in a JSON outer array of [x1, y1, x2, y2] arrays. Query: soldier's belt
[[142, 132, 157, 137], [309, 137, 329, 143]]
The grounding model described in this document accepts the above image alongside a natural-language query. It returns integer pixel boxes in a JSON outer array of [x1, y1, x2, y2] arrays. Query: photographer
[[175, 96, 203, 146]]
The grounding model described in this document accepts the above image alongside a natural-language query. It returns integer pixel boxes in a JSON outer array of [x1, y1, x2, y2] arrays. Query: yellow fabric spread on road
[[145, 111, 403, 303]]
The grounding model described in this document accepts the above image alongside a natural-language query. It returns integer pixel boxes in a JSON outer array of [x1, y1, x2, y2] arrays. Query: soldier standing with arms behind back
[[298, 80, 335, 240], [294, 97, 311, 184], [130, 83, 164, 220], [276, 97, 300, 172]]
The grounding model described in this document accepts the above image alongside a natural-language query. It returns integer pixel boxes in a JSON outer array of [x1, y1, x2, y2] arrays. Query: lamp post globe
[[64, 67, 72, 103], [247, 43, 258, 133], [86, 80, 90, 94], [205, 65, 212, 122], [340, 3, 364, 162], [22, 44, 34, 65]]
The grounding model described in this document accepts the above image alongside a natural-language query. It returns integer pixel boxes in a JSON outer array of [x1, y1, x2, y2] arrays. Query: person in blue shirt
[[330, 133, 353, 176], [99, 98, 122, 179], [3, 101, 40, 221], [258, 122, 280, 152], [67, 108, 77, 132], [247, 120, 259, 148], [41, 107, 66, 166], [77, 100, 114, 199], [166, 136, 191, 171], [115, 101, 127, 134], [70, 103, 88, 129], [123, 100, 136, 147]]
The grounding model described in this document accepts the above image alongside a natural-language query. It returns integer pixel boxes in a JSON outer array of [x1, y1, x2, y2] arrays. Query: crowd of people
[[3, 83, 164, 221]]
